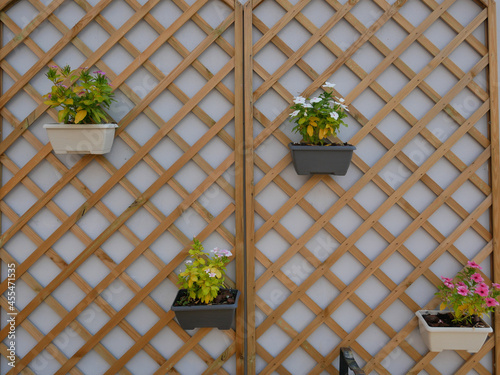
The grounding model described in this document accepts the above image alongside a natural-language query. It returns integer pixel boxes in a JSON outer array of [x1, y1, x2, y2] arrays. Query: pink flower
[[457, 281, 466, 288], [441, 277, 453, 283], [457, 286, 469, 296], [444, 281, 454, 289], [467, 261, 482, 269], [475, 284, 489, 297], [486, 298, 499, 307], [213, 248, 232, 258], [492, 283, 500, 290], [478, 282, 489, 290], [471, 273, 484, 283]]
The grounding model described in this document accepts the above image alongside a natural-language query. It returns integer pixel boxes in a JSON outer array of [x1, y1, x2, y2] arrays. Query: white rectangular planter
[[416, 310, 492, 353], [44, 123, 118, 154]]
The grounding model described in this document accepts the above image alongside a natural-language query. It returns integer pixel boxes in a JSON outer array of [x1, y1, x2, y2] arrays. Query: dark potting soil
[[174, 288, 237, 307], [422, 312, 489, 329], [291, 142, 353, 146]]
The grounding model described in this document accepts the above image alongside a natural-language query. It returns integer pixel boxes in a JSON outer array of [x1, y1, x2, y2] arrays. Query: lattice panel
[[0, 0, 243, 374], [246, 0, 498, 374]]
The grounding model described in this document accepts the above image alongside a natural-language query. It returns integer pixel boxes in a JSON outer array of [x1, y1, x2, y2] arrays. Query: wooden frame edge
[[488, 1, 500, 374]]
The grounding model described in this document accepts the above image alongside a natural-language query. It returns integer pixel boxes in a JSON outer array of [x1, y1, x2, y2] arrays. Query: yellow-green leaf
[[307, 125, 314, 137], [58, 109, 68, 123], [75, 110, 87, 124], [439, 302, 447, 311], [319, 128, 326, 140], [64, 99, 74, 105]]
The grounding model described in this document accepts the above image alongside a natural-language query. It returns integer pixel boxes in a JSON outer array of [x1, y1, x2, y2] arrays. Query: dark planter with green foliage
[[171, 289, 240, 330], [289, 143, 356, 175]]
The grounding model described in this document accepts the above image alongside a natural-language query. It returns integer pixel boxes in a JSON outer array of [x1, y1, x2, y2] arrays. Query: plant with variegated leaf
[[177, 238, 232, 305], [289, 82, 349, 145], [435, 261, 500, 325], [43, 65, 114, 124]]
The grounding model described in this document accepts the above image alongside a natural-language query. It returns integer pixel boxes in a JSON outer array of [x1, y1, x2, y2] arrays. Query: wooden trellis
[[0, 0, 499, 374], [244, 0, 499, 374], [0, 0, 245, 373]]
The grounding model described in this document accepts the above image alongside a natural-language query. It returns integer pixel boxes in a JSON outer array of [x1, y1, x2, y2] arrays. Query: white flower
[[330, 112, 339, 120], [310, 97, 322, 103], [185, 260, 192, 264], [293, 96, 306, 104], [303, 103, 313, 108], [323, 82, 336, 88], [337, 97, 345, 103], [209, 272, 217, 277], [289, 110, 300, 117], [341, 104, 349, 112]]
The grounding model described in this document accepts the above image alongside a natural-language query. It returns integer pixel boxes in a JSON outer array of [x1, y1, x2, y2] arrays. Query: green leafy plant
[[43, 65, 115, 124], [177, 239, 232, 305], [436, 261, 500, 324], [289, 82, 349, 145]]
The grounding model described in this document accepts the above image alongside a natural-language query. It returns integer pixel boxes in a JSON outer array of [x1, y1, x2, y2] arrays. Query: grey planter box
[[289, 143, 356, 175], [171, 289, 240, 330]]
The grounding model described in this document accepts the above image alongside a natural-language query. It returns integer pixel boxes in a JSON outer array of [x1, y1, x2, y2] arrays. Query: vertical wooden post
[[234, 1, 246, 373], [244, 0, 256, 373], [0, 6, 3, 349], [488, 1, 500, 374]]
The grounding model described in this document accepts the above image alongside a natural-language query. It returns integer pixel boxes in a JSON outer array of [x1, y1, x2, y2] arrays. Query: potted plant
[[171, 239, 240, 330], [288, 82, 356, 175], [42, 65, 117, 154], [416, 261, 499, 352]]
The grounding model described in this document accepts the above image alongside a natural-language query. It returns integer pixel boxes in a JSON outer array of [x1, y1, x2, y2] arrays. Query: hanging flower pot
[[44, 123, 118, 154], [416, 310, 492, 353], [288, 82, 355, 176], [416, 261, 499, 353], [171, 288, 240, 330], [42, 65, 117, 154], [288, 142, 356, 175], [172, 239, 239, 330]]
